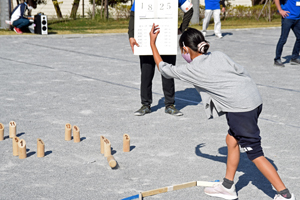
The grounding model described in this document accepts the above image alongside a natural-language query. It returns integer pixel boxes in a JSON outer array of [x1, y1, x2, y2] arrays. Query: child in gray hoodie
[[149, 25, 295, 200]]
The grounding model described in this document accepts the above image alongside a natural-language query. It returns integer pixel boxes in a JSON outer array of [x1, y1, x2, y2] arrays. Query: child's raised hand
[[149, 23, 160, 45]]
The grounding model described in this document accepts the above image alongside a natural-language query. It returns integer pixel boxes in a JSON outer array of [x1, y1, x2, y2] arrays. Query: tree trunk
[[82, 0, 84, 18], [52, 0, 63, 18], [105, 0, 108, 19], [101, 0, 104, 19], [268, 0, 271, 22], [70, 0, 80, 19], [92, 0, 95, 19]]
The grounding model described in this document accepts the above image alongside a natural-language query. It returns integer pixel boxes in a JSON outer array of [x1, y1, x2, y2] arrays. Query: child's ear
[[183, 46, 189, 54]]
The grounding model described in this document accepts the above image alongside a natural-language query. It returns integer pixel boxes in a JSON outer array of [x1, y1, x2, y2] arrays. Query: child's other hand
[[129, 38, 139, 53], [149, 23, 160, 46]]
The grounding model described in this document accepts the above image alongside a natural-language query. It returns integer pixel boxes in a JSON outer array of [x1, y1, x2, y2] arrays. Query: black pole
[[8, 0, 12, 18]]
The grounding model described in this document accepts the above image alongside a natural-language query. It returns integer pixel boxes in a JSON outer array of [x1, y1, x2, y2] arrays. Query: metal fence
[[0, 0, 10, 29]]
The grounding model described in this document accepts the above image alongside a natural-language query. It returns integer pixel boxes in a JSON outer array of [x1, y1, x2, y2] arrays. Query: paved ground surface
[[0, 27, 299, 200]]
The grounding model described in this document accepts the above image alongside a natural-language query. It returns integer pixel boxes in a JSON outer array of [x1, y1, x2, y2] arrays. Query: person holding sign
[[128, 0, 194, 116], [149, 25, 295, 200]]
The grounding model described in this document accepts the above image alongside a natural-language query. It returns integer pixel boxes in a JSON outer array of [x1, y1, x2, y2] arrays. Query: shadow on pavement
[[195, 143, 277, 198], [151, 88, 201, 112]]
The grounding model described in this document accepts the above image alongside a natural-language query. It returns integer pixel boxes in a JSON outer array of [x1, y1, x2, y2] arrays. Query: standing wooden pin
[[104, 138, 111, 157], [18, 139, 26, 159], [123, 134, 130, 152], [12, 137, 20, 156], [65, 123, 72, 141], [100, 136, 105, 154], [9, 121, 16, 138], [0, 123, 4, 141], [73, 125, 80, 143], [107, 155, 117, 168], [37, 138, 45, 157]]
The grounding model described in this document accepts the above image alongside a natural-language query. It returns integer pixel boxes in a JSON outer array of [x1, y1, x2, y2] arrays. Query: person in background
[[202, 0, 226, 38], [149, 25, 296, 200], [274, 0, 300, 67], [6, 0, 34, 34], [128, 0, 194, 116]]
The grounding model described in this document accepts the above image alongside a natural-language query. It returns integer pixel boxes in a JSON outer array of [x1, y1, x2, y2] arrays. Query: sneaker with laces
[[274, 193, 295, 200], [274, 59, 285, 67], [134, 105, 151, 116], [204, 182, 238, 200], [290, 58, 300, 65], [14, 27, 22, 34], [165, 105, 183, 116]]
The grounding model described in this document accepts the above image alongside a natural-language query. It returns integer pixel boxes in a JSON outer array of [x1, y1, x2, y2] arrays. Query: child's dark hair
[[179, 28, 210, 54]]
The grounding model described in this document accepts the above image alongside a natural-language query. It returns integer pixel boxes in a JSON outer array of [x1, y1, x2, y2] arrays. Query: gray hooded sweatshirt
[[159, 51, 263, 119]]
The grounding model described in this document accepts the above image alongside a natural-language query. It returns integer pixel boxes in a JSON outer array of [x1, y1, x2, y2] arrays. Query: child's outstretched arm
[[149, 23, 163, 70]]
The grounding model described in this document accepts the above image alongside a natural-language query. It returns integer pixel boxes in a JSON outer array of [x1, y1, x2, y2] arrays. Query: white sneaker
[[5, 20, 12, 25], [204, 182, 238, 199], [202, 31, 206, 37], [216, 34, 223, 39], [274, 193, 295, 200]]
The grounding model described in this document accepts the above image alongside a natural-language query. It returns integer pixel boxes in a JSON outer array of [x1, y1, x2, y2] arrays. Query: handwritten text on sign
[[134, 0, 178, 55]]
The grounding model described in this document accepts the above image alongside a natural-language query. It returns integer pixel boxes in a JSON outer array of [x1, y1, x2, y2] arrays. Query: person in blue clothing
[[202, 0, 226, 38], [274, 0, 300, 67], [6, 0, 35, 34], [128, 0, 194, 116]]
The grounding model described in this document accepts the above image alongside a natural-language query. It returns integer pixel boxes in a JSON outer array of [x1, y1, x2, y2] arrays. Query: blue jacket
[[281, 0, 300, 19], [205, 0, 225, 10], [11, 3, 27, 22], [131, 0, 191, 12]]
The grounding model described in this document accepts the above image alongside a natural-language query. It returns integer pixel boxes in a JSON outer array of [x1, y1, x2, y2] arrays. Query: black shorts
[[226, 104, 264, 161]]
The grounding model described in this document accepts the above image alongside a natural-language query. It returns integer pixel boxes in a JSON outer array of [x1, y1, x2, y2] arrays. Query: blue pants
[[12, 18, 30, 29], [275, 18, 300, 61]]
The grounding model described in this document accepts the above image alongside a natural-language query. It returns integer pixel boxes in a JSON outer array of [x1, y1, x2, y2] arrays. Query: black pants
[[139, 55, 176, 107]]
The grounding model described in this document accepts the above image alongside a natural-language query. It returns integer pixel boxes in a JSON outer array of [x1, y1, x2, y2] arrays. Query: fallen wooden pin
[[121, 180, 220, 200]]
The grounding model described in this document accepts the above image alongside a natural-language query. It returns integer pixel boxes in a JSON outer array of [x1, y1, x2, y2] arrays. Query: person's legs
[[12, 18, 30, 29], [225, 105, 293, 199], [139, 55, 156, 107], [161, 55, 175, 107], [225, 134, 240, 181], [252, 156, 286, 192], [213, 9, 222, 37], [275, 18, 293, 61], [202, 9, 213, 36], [204, 135, 238, 199], [290, 19, 300, 60], [160, 55, 182, 115], [134, 56, 156, 116]]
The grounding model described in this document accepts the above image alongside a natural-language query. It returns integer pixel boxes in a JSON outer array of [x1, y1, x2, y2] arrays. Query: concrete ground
[[0, 27, 299, 200]]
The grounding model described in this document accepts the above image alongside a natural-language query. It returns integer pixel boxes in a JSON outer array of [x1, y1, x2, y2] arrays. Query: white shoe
[[5, 20, 12, 25], [216, 34, 223, 39], [204, 182, 238, 199], [202, 31, 206, 37], [274, 193, 295, 200]]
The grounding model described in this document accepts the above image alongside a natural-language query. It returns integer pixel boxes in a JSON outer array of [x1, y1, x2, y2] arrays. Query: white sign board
[[134, 0, 178, 55]]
